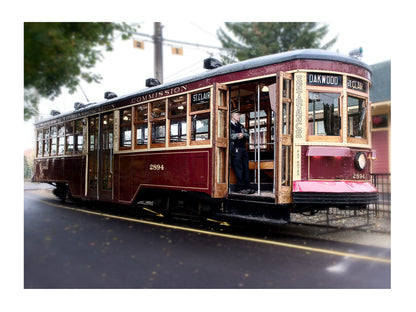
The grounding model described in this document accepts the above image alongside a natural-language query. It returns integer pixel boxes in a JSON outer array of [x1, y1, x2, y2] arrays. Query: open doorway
[[229, 77, 277, 197]]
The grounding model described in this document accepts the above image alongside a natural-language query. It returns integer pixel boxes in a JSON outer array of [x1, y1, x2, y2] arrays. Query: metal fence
[[290, 173, 391, 230], [370, 173, 391, 217]]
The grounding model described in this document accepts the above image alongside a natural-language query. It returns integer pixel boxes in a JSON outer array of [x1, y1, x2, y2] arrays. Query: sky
[[23, 20, 395, 150]]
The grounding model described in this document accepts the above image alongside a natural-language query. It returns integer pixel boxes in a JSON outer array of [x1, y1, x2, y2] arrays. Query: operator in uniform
[[230, 112, 255, 194]]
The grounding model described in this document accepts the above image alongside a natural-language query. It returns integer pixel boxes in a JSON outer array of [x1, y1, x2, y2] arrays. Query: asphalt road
[[24, 189, 390, 289]]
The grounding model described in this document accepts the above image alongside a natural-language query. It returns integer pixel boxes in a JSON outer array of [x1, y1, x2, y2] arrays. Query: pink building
[[370, 60, 391, 174]]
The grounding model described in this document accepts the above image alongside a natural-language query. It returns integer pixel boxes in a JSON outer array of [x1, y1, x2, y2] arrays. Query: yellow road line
[[30, 196, 390, 264]]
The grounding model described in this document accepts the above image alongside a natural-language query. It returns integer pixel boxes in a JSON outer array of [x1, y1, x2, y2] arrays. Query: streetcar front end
[[292, 146, 377, 211], [291, 70, 378, 212]]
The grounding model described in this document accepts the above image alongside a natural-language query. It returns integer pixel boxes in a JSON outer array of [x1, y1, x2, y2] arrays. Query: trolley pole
[[154, 22, 163, 84]]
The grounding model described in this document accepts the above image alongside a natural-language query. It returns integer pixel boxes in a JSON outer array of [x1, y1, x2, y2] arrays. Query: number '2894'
[[149, 164, 165, 171]]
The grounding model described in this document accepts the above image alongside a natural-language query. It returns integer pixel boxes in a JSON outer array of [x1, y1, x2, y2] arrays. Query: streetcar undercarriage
[[49, 182, 374, 226]]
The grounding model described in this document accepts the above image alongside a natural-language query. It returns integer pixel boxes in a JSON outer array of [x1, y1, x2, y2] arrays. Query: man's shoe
[[246, 189, 255, 194], [239, 189, 250, 194]]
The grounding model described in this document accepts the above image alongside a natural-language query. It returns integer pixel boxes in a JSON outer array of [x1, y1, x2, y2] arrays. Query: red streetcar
[[33, 49, 377, 223]]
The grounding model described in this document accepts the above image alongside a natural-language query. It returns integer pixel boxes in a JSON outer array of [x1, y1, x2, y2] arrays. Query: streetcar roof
[[35, 49, 371, 126]]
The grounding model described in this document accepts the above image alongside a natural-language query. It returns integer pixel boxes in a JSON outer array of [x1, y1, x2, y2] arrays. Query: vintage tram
[[32, 49, 377, 223]]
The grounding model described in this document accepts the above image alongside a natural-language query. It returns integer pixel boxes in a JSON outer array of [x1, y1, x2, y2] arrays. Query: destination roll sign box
[[307, 73, 343, 87], [347, 77, 367, 92], [191, 90, 210, 105]]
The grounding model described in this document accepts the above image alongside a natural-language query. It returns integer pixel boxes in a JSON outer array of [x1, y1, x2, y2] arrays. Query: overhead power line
[[129, 31, 235, 52]]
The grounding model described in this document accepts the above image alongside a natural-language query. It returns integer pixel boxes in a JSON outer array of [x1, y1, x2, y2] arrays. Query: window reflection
[[152, 121, 165, 144], [308, 92, 341, 136], [192, 114, 210, 141], [347, 95, 367, 139]]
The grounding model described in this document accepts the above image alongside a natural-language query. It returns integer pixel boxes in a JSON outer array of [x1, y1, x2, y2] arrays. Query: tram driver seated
[[230, 112, 255, 194]]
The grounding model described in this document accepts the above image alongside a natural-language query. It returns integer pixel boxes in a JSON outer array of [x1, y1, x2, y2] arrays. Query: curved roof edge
[[123, 49, 371, 98], [35, 49, 371, 125]]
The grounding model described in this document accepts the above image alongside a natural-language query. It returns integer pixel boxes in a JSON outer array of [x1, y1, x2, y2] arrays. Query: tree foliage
[[24, 22, 137, 120], [217, 22, 337, 64]]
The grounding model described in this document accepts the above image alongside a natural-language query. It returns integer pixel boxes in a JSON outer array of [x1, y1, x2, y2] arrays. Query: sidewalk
[[289, 209, 391, 249], [24, 181, 54, 190], [280, 223, 391, 249]]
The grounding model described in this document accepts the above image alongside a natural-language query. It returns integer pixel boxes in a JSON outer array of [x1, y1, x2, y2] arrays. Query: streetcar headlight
[[354, 152, 367, 171]]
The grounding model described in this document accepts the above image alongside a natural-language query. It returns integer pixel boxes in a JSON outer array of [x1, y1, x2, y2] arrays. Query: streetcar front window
[[308, 92, 341, 136], [347, 95, 367, 139]]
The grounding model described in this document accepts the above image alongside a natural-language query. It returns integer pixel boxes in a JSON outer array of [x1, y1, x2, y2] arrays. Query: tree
[[217, 22, 337, 64], [24, 22, 137, 121]]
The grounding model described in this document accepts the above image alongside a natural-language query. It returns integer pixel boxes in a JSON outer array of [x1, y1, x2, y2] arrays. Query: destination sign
[[307, 73, 343, 87], [191, 91, 210, 105], [347, 77, 367, 92]]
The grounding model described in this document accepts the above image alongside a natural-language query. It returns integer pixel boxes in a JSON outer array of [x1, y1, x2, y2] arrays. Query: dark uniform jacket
[[230, 122, 249, 152]]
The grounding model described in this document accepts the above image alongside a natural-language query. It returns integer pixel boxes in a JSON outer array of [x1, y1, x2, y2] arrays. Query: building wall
[[371, 130, 390, 173], [370, 60, 391, 174]]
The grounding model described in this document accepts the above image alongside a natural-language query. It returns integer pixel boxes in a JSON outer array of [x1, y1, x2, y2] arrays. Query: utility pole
[[154, 22, 163, 83]]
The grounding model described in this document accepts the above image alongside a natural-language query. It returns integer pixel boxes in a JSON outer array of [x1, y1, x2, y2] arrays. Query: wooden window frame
[[57, 124, 65, 156], [190, 89, 211, 146], [43, 127, 50, 157], [119, 108, 133, 150], [50, 125, 58, 155], [346, 92, 370, 145], [306, 88, 343, 143], [150, 99, 167, 148], [36, 129, 43, 157], [134, 103, 149, 149], [168, 95, 188, 147], [65, 121, 74, 155], [74, 119, 84, 154]]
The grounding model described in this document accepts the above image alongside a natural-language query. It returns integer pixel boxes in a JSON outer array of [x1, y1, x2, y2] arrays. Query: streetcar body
[[33, 49, 377, 222]]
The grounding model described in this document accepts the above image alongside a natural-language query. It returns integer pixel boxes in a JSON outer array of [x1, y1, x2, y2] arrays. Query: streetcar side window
[[89, 117, 99, 152], [74, 119, 84, 154], [192, 113, 210, 141], [50, 126, 57, 155], [43, 128, 50, 156], [65, 121, 74, 154], [58, 125, 65, 155], [169, 95, 187, 144], [120, 108, 132, 148], [190, 90, 211, 143], [150, 100, 167, 147], [36, 129, 43, 157], [134, 104, 148, 148], [308, 92, 341, 137]]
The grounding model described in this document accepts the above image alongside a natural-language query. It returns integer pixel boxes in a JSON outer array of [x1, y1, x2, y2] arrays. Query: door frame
[[212, 82, 229, 198], [276, 72, 294, 204], [86, 113, 114, 200]]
